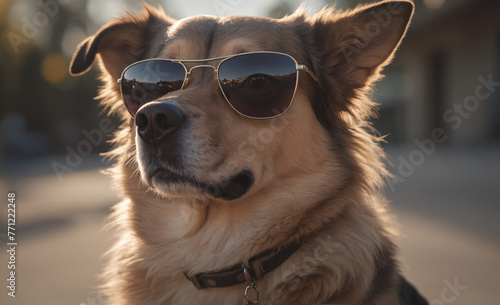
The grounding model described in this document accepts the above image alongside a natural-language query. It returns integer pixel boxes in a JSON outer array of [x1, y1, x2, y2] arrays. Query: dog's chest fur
[[106, 189, 398, 305]]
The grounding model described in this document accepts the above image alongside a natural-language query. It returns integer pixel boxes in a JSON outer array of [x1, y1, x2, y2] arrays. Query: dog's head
[[70, 2, 413, 206]]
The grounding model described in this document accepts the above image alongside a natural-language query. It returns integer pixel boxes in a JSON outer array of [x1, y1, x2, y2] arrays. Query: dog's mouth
[[149, 168, 254, 201]]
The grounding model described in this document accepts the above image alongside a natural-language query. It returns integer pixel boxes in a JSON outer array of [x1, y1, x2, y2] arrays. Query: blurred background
[[0, 0, 499, 304]]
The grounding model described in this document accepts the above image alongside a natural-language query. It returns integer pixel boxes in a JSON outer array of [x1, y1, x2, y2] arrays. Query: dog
[[70, 1, 429, 304]]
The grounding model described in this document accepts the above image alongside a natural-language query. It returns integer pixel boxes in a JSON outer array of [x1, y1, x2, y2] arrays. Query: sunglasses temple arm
[[297, 65, 324, 91]]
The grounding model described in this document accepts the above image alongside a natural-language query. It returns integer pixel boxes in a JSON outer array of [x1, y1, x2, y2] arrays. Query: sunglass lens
[[218, 53, 297, 118], [121, 60, 185, 117]]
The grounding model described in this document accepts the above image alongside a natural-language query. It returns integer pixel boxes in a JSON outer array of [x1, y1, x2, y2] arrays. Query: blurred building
[[375, 0, 500, 144]]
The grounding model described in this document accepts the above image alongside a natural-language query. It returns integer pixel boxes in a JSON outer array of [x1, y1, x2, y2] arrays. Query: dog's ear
[[69, 4, 174, 81], [312, 1, 414, 88], [300, 1, 413, 128]]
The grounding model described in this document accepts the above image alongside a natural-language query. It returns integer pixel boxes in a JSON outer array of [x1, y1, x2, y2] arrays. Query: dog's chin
[[147, 168, 254, 201]]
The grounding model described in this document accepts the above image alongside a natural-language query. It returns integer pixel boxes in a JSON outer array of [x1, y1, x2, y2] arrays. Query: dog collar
[[184, 239, 301, 290]]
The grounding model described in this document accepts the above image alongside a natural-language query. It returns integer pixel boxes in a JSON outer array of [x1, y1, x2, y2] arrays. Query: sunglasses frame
[[117, 51, 322, 119]]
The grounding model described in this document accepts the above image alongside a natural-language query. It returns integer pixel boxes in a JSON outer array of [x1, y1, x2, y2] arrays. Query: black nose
[[135, 102, 185, 147]]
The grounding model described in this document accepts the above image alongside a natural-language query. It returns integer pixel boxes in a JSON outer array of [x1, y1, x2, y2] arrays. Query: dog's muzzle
[[134, 100, 254, 200]]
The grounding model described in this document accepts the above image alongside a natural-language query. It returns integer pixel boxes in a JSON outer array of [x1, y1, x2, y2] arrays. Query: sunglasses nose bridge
[[187, 64, 217, 75], [184, 65, 218, 88]]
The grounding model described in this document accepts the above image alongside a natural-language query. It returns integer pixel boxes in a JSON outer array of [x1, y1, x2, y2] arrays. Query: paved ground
[[0, 144, 499, 305], [385, 144, 500, 305]]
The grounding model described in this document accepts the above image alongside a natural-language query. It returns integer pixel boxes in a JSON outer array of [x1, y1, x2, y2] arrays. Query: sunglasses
[[117, 51, 322, 119]]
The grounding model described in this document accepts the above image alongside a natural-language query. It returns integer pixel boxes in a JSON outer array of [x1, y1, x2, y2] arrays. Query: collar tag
[[243, 265, 259, 305]]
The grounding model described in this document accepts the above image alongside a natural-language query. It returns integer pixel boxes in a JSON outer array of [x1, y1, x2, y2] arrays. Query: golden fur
[[70, 1, 418, 304]]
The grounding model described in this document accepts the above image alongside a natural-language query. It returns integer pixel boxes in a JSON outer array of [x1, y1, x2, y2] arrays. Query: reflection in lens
[[218, 53, 297, 118], [120, 60, 186, 116]]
